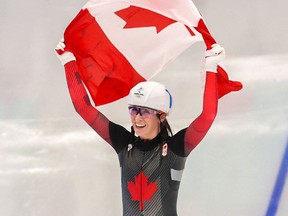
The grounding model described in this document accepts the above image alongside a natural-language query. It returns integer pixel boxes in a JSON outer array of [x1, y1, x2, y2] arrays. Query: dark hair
[[160, 118, 173, 139]]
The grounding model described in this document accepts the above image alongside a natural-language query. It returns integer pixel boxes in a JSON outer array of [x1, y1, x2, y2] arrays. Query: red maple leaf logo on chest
[[128, 171, 158, 211]]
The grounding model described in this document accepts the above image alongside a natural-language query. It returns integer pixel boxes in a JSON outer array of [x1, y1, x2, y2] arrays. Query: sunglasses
[[128, 106, 160, 119]]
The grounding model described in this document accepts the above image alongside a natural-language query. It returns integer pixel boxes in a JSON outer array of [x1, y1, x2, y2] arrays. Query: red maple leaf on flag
[[115, 5, 177, 33], [115, 5, 218, 47], [128, 171, 158, 211]]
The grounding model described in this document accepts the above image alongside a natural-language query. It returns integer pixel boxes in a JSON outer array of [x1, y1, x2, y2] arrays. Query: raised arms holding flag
[[55, 0, 242, 214]]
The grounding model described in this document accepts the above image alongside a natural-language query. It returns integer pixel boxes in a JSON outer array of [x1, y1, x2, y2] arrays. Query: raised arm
[[55, 40, 112, 145], [184, 44, 225, 154]]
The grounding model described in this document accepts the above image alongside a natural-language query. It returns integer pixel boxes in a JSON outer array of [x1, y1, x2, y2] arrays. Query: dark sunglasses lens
[[129, 107, 139, 116], [140, 108, 154, 118]]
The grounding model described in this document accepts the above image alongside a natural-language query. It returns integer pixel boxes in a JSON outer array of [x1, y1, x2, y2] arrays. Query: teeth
[[136, 123, 145, 128]]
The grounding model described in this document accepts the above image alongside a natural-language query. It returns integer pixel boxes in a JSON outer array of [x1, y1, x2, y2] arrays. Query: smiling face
[[129, 106, 166, 140]]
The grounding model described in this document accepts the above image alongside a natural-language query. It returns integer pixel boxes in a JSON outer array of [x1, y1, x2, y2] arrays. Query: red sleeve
[[64, 61, 112, 145], [184, 72, 218, 154]]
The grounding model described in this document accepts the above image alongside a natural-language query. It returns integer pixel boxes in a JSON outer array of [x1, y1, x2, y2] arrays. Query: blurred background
[[0, 0, 287, 215]]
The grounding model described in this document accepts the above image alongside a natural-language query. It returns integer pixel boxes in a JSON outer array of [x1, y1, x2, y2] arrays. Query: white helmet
[[127, 81, 172, 114]]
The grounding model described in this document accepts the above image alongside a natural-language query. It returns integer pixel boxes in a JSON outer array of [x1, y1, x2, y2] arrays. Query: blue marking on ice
[[266, 140, 288, 216]]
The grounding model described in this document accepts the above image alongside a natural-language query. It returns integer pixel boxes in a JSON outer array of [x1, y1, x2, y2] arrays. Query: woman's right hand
[[55, 39, 76, 65], [205, 44, 226, 73]]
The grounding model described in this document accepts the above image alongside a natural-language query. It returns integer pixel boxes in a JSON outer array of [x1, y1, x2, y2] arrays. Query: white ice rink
[[1, 0, 288, 216]]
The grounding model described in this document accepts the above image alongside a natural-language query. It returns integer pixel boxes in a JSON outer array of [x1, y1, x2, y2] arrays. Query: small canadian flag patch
[[162, 143, 168, 156]]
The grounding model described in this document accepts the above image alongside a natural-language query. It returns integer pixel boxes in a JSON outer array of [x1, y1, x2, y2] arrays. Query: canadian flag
[[64, 0, 237, 106]]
